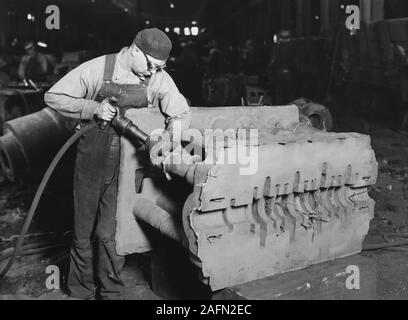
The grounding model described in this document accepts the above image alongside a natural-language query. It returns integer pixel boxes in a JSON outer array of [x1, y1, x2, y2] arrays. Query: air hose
[[0, 122, 97, 278], [0, 111, 153, 279], [0, 241, 71, 262]]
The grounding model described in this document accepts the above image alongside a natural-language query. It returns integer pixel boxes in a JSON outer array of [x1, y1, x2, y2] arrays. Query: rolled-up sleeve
[[44, 57, 104, 120], [148, 70, 191, 132]]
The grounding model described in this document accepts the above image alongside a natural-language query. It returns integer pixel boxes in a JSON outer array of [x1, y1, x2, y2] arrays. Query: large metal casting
[[116, 106, 377, 290]]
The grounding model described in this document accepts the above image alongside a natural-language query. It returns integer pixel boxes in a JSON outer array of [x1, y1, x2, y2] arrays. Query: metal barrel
[[0, 88, 45, 133], [0, 107, 78, 180]]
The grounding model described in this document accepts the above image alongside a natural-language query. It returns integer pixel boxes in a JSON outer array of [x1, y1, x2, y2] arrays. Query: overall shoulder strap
[[103, 54, 118, 82]]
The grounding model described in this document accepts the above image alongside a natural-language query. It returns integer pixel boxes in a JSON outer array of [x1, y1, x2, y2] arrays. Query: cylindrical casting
[[0, 107, 78, 179]]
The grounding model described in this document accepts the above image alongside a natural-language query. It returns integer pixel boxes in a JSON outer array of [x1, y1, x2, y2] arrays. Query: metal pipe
[[0, 107, 77, 180], [133, 196, 187, 246], [112, 115, 149, 149]]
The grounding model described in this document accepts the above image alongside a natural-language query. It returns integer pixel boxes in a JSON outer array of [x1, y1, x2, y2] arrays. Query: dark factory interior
[[0, 0, 408, 302]]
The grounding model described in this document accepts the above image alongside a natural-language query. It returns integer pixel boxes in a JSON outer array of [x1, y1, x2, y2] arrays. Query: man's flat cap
[[133, 28, 172, 61]]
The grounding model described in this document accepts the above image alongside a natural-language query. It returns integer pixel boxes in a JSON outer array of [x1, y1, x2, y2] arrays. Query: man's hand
[[148, 135, 173, 157], [94, 98, 117, 122], [147, 133, 173, 168]]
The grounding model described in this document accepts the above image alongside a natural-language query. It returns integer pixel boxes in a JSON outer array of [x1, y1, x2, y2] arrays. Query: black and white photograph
[[0, 0, 408, 305]]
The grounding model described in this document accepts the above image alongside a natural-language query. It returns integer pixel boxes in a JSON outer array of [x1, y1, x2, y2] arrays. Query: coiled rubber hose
[[0, 122, 97, 278]]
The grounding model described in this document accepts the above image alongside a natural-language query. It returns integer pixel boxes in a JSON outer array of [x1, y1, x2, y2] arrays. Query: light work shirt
[[44, 48, 191, 131]]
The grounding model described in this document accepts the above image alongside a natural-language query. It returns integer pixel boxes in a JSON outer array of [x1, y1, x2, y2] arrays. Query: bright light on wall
[[37, 41, 48, 48], [165, 27, 170, 33], [169, 2, 175, 9], [27, 13, 35, 21], [192, 21, 197, 25], [191, 27, 199, 36], [174, 27, 180, 35], [184, 27, 191, 36]]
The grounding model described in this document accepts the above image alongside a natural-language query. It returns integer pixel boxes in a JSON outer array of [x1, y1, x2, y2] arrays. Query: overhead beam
[[360, 0, 384, 23], [296, 0, 311, 37], [280, 0, 291, 30], [0, 0, 9, 50], [320, 0, 340, 34]]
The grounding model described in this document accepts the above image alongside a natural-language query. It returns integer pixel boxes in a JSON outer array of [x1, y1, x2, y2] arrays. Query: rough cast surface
[[115, 105, 299, 255], [115, 105, 378, 290]]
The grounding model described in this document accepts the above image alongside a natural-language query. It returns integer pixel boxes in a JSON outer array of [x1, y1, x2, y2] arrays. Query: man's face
[[130, 45, 166, 77]]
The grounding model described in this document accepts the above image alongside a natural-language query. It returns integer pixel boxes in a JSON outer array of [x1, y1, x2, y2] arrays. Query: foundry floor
[[1, 109, 408, 300]]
